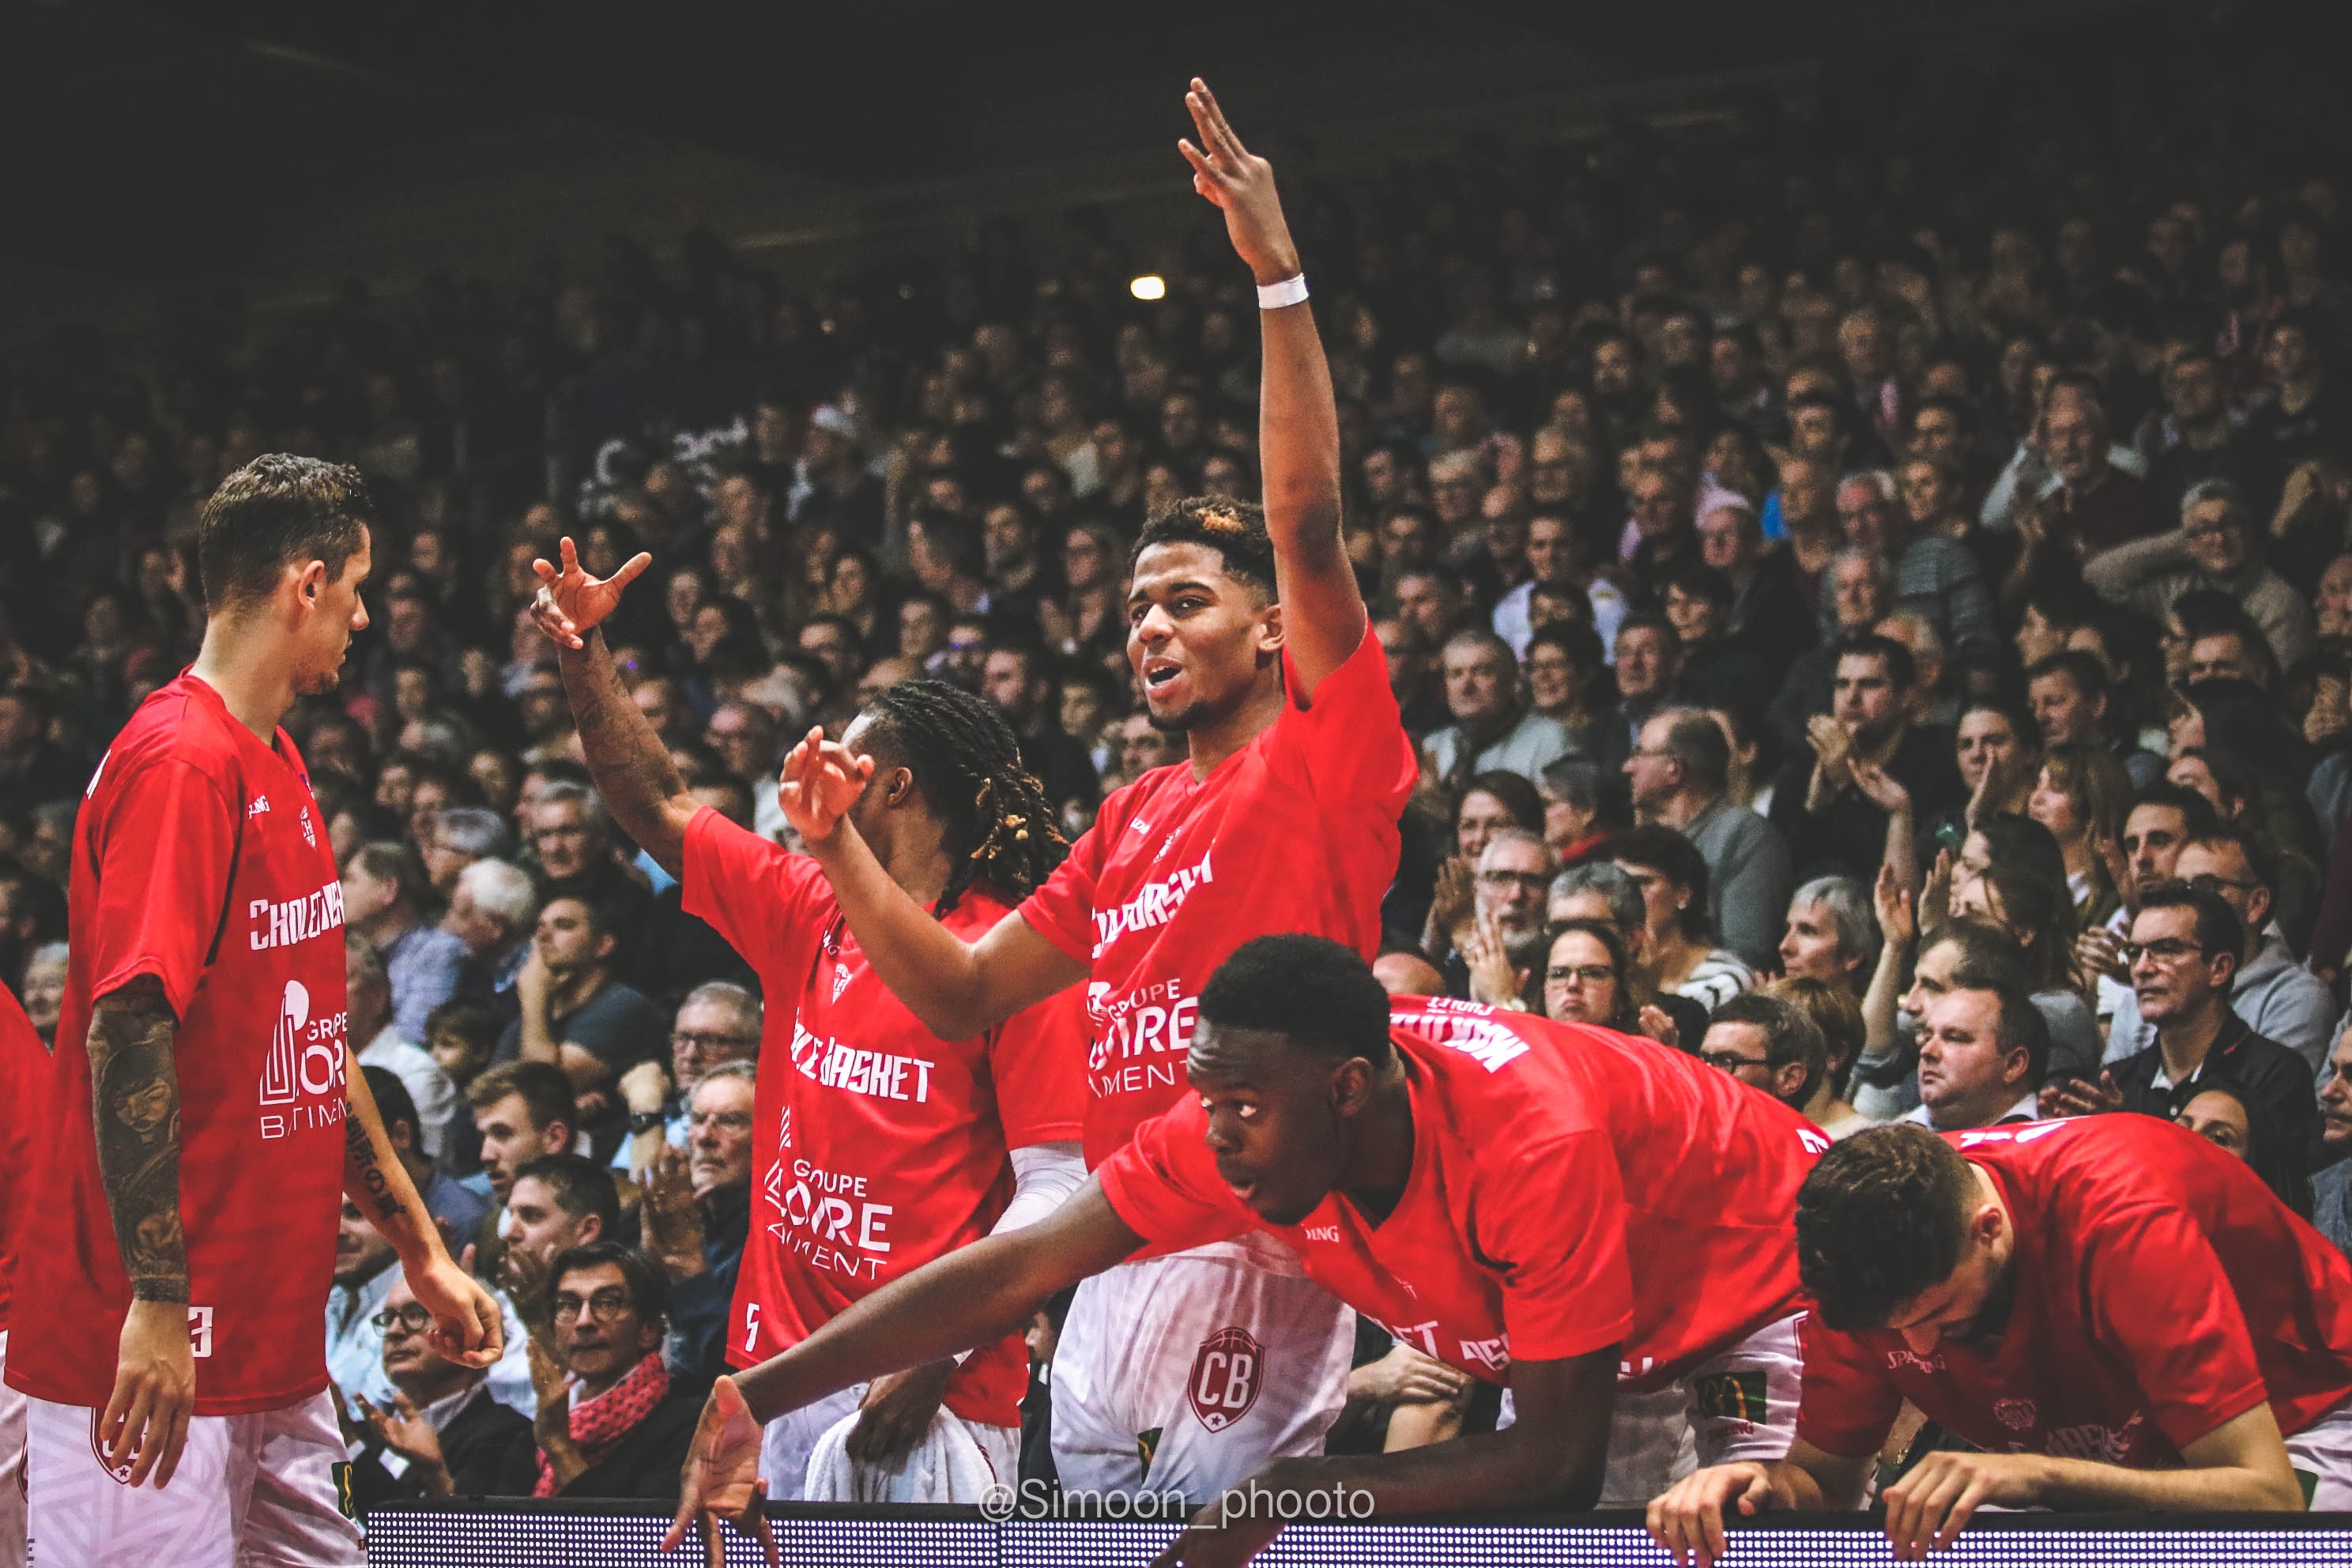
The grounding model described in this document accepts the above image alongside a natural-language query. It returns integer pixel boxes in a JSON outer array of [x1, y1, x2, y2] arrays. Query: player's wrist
[[1247, 249, 1302, 289]]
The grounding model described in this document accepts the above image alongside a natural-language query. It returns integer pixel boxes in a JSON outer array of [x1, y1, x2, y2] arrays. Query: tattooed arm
[[345, 1051, 505, 1368], [89, 978, 197, 1488]]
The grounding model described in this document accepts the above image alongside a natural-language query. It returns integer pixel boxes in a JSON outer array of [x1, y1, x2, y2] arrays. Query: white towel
[[800, 1403, 1002, 1503]]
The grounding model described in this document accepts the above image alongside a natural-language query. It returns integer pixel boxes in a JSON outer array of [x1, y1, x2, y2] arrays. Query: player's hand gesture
[[531, 535, 653, 650], [662, 1375, 782, 1566], [2041, 1069, 2124, 1119], [1647, 1461, 1791, 1568], [1881, 1449, 2042, 1559], [412, 1250, 506, 1368], [1178, 78, 1301, 287], [777, 726, 873, 847], [103, 1298, 197, 1488]]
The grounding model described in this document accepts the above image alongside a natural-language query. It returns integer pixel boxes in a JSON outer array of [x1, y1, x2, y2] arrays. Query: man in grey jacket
[[1623, 707, 1792, 970], [2102, 828, 2334, 1075], [2082, 478, 2316, 673]]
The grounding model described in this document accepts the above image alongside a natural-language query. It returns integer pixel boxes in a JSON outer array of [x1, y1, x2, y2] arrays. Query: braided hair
[[859, 679, 1066, 914]]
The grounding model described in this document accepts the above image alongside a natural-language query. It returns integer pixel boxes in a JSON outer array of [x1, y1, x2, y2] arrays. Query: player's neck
[[876, 818, 952, 910], [1184, 673, 1287, 779], [190, 615, 300, 742], [1339, 1066, 1416, 1225]]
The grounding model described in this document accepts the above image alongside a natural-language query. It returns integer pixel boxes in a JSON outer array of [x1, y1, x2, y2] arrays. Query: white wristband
[[1257, 273, 1309, 311]]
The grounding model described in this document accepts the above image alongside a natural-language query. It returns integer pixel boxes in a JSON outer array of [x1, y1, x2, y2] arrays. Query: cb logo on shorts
[[1187, 1326, 1264, 1432]]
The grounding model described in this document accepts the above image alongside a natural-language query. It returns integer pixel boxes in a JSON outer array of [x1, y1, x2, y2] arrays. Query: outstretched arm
[[1181, 79, 1363, 697], [530, 541, 695, 877], [782, 727, 1087, 1038]]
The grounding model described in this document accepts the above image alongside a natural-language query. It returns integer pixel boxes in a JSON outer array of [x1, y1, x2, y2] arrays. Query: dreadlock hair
[[859, 679, 1066, 913], [1133, 495, 1278, 600]]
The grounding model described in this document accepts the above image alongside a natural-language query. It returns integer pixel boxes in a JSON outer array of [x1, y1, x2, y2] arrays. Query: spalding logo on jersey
[[1186, 1326, 1264, 1432]]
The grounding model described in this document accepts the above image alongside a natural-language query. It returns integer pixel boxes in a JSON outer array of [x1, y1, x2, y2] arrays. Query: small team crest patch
[[86, 1412, 136, 1485], [1995, 1397, 2038, 1432], [1186, 1326, 1265, 1432], [1692, 1370, 1770, 1427]]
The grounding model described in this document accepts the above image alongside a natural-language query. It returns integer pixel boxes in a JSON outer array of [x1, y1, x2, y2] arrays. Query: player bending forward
[[667, 936, 1824, 1566], [6, 457, 501, 1568], [1651, 1117, 2352, 1566], [531, 548, 1085, 1504], [735, 79, 1419, 1503]]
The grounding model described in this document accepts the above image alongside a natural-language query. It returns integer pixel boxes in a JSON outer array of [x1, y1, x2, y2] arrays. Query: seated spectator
[[17, 938, 66, 1047], [344, 840, 472, 1039], [525, 780, 654, 968], [1608, 824, 1753, 1011], [348, 1271, 532, 1503], [347, 936, 460, 1163], [1444, 830, 1558, 1007], [1540, 918, 1639, 1033], [980, 644, 1100, 816], [2028, 743, 2132, 925], [2175, 1076, 2315, 1221], [499, 1152, 621, 1308], [421, 805, 514, 901], [1905, 980, 2049, 1132], [1766, 549, 1891, 755], [2027, 650, 2162, 790], [326, 1192, 401, 1409], [2314, 1026, 2352, 1256], [1947, 863, 2101, 1079], [497, 1243, 701, 1498], [502, 894, 668, 1152], [1422, 629, 1570, 789], [445, 858, 538, 1014], [1762, 976, 1873, 1137], [2104, 827, 2333, 1074], [362, 1065, 489, 1246], [1545, 861, 1707, 1049], [619, 981, 763, 1172], [1769, 635, 1964, 883], [1623, 707, 1791, 968], [1660, 563, 1776, 719], [2085, 478, 2316, 676], [1778, 875, 1879, 998], [1697, 494, 1814, 670], [1523, 621, 1624, 770], [1838, 468, 1997, 664], [469, 1060, 581, 1211], [1698, 991, 1829, 1114], [1536, 756, 1627, 865], [2047, 884, 2317, 1160], [1611, 614, 1685, 752], [643, 1062, 755, 1393]]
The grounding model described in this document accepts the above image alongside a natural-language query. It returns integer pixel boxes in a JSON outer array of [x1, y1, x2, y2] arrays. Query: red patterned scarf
[[535, 1351, 671, 1496]]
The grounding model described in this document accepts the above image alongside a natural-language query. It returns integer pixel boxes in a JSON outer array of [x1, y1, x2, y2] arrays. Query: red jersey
[[1020, 625, 1416, 1167], [681, 808, 1084, 1429], [1096, 997, 1823, 1391], [1796, 1117, 2352, 1464], [0, 986, 49, 1330], [9, 675, 350, 1415]]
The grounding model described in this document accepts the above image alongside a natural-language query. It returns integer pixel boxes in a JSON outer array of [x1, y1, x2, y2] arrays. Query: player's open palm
[[1177, 78, 1299, 284], [663, 1375, 782, 1566], [104, 1298, 197, 1487], [531, 535, 652, 650], [777, 726, 873, 846]]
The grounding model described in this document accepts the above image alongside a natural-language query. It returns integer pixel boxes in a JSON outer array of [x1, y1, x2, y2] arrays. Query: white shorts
[[1, 1332, 26, 1568], [24, 1388, 362, 1568], [1050, 1234, 1353, 1503], [759, 1383, 1015, 1503], [2286, 1393, 2352, 1510], [1502, 1311, 1806, 1506]]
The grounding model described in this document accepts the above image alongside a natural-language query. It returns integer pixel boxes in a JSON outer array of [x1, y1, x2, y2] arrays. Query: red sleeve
[[90, 757, 238, 1019], [1475, 1131, 1637, 1363], [1268, 620, 1418, 814], [680, 805, 832, 968], [1017, 812, 1110, 966], [1792, 1314, 1906, 1459], [988, 983, 1087, 1148], [1093, 1095, 1255, 1253], [2079, 1204, 2271, 1450]]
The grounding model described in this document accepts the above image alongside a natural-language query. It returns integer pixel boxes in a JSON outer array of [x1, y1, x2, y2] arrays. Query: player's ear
[[292, 555, 329, 609], [1257, 598, 1284, 657], [1330, 1056, 1373, 1115]]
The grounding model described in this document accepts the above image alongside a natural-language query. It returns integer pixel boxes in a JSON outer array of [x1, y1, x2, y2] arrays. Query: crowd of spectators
[[7, 13, 2352, 1498]]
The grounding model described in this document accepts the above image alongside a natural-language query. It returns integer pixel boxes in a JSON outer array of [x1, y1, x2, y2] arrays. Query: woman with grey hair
[[1777, 874, 1881, 995]]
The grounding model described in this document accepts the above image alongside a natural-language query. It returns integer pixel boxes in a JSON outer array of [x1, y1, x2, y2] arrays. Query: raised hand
[[1919, 847, 1955, 933], [1849, 759, 1913, 818], [1177, 78, 1302, 287], [1638, 1004, 1682, 1052], [642, 1144, 709, 1281], [776, 726, 873, 847], [1460, 912, 1528, 1009], [1874, 860, 1917, 952], [2041, 1069, 2124, 1119], [531, 536, 653, 650], [355, 1391, 447, 1474], [1806, 714, 1853, 782]]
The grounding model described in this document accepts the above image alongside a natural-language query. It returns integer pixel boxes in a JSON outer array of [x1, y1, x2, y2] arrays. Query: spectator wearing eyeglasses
[[346, 1273, 530, 1502], [1442, 830, 1558, 1006], [617, 982, 763, 1176], [496, 1243, 701, 1498], [1540, 918, 1638, 1033], [1698, 992, 1829, 1114], [639, 1062, 756, 1393], [2101, 829, 2334, 1076], [2046, 885, 2316, 1162]]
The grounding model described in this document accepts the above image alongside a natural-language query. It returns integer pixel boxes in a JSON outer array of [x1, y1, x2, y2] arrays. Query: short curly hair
[[1133, 495, 1278, 600], [1796, 1123, 1974, 1332]]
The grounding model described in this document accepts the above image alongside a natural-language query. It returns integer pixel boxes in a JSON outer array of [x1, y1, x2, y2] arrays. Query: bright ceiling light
[[1129, 274, 1167, 301]]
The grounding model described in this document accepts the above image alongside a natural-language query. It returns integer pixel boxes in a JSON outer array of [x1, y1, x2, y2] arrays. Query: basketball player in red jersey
[[760, 76, 1419, 1504], [7, 458, 502, 1568], [0, 985, 48, 1568], [530, 543, 1085, 1510], [666, 937, 1823, 1565], [1652, 1117, 2352, 1564]]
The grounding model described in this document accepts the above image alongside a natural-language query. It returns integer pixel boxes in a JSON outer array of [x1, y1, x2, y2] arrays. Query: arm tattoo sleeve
[[343, 1108, 409, 1226], [560, 631, 692, 871], [87, 985, 190, 1304]]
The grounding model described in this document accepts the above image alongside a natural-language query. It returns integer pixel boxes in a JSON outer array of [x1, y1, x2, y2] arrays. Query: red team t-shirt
[[1096, 998, 1823, 1391], [0, 986, 50, 1333], [1019, 626, 1419, 1167], [1797, 1117, 2352, 1464], [682, 808, 1085, 1429], [8, 675, 351, 1415]]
